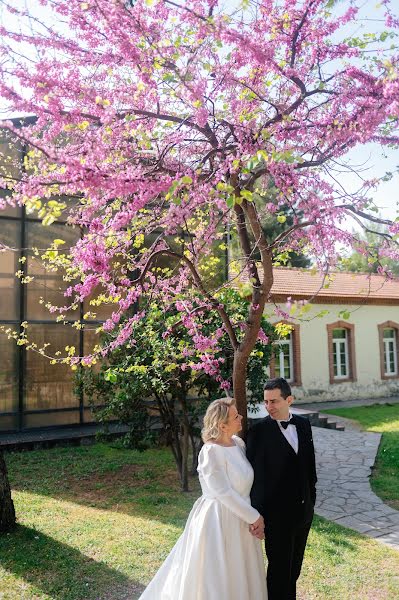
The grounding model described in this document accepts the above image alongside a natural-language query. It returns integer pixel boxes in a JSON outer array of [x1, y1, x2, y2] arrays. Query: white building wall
[[271, 303, 399, 403]]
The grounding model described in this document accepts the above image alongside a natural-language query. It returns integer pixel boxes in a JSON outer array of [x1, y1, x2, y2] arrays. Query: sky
[[0, 0, 398, 223], [331, 0, 399, 222]]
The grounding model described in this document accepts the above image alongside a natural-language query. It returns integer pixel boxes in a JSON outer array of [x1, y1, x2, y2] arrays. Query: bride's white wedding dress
[[139, 435, 267, 599]]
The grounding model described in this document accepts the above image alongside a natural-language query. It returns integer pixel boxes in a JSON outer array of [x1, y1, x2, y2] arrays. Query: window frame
[[332, 328, 349, 380], [270, 321, 302, 386], [378, 321, 399, 380], [327, 321, 356, 384]]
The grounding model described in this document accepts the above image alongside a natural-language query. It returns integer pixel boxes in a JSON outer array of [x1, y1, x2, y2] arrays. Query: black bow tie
[[280, 418, 293, 429]]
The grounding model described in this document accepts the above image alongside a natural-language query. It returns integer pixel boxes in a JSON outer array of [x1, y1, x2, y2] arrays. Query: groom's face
[[264, 388, 293, 421]]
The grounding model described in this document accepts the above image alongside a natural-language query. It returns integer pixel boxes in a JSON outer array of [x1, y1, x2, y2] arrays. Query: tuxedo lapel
[[268, 415, 298, 455]]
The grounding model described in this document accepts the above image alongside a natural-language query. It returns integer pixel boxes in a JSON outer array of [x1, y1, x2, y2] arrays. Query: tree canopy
[[0, 0, 398, 419]]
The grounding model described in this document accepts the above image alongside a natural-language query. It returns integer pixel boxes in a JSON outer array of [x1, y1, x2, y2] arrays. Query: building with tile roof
[[253, 267, 399, 402]]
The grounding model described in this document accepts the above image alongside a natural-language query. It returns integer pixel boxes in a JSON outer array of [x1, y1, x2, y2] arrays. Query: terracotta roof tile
[[238, 267, 399, 304]]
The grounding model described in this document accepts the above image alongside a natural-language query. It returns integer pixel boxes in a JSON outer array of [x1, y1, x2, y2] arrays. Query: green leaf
[[226, 196, 235, 209], [42, 214, 56, 227], [240, 190, 253, 201], [104, 370, 118, 383], [339, 310, 351, 321]]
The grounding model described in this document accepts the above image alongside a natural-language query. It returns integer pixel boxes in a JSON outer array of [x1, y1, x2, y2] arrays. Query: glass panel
[[384, 341, 388, 374], [82, 327, 103, 408], [333, 340, 348, 378], [0, 129, 23, 182], [84, 287, 116, 321], [0, 219, 20, 320], [24, 410, 80, 429], [83, 407, 96, 423], [0, 414, 18, 431], [383, 328, 395, 339], [25, 324, 80, 413], [384, 339, 397, 375], [25, 221, 80, 320], [0, 335, 18, 413], [25, 195, 81, 224], [333, 343, 338, 376], [333, 328, 346, 339], [83, 327, 102, 369], [274, 344, 283, 374], [0, 205, 21, 218], [274, 339, 292, 380], [340, 342, 347, 376], [283, 352, 291, 379], [0, 190, 21, 218]]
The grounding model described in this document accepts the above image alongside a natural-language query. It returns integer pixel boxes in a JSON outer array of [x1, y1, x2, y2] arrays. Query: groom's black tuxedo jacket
[[246, 414, 317, 525]]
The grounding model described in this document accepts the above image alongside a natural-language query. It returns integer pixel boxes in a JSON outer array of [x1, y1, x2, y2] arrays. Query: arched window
[[327, 321, 356, 384], [378, 322, 399, 379], [270, 322, 302, 386]]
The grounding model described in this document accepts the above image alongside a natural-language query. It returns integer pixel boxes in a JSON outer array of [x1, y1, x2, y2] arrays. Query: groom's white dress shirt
[[276, 411, 298, 454]]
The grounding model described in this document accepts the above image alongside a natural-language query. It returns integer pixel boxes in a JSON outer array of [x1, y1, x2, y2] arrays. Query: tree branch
[[132, 249, 239, 348]]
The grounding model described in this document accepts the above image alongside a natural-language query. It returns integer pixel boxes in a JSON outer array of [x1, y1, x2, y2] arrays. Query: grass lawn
[[0, 443, 397, 599], [324, 403, 399, 510]]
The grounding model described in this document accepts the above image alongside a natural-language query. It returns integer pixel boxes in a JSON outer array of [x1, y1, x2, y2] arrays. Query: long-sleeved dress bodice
[[139, 436, 267, 600], [198, 437, 261, 523]]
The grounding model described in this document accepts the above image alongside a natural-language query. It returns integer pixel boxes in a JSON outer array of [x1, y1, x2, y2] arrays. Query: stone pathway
[[313, 426, 399, 550]]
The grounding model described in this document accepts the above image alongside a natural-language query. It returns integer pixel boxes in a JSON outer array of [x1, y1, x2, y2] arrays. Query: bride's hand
[[249, 515, 264, 539]]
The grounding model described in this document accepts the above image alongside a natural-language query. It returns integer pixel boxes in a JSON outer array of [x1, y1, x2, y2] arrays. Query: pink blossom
[[0, 0, 397, 383]]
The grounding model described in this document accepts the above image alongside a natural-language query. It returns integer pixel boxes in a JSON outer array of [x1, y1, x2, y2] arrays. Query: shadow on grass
[[7, 445, 201, 527], [0, 525, 145, 600]]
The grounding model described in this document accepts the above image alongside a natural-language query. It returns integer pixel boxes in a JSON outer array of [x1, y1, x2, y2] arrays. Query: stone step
[[292, 407, 344, 432]]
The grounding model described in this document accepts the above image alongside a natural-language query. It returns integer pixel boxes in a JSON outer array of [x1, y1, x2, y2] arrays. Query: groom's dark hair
[[264, 378, 292, 399]]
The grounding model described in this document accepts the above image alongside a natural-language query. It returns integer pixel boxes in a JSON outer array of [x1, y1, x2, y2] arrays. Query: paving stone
[[333, 516, 380, 534], [313, 426, 399, 550], [365, 528, 397, 539]]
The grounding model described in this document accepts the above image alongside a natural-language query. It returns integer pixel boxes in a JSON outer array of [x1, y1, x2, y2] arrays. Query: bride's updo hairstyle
[[201, 397, 235, 443]]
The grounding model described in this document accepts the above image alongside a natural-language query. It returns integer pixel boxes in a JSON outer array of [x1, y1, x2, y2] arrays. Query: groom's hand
[[249, 515, 265, 539], [250, 528, 265, 540]]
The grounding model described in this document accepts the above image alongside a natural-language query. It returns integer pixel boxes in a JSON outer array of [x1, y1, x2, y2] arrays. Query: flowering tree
[[0, 0, 399, 429], [81, 290, 275, 490]]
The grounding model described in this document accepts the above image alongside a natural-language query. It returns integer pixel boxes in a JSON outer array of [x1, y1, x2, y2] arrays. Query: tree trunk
[[0, 451, 16, 533], [179, 391, 191, 492], [180, 421, 189, 492], [190, 433, 202, 476], [231, 244, 274, 435], [171, 424, 184, 484], [233, 351, 250, 435], [157, 394, 187, 488]]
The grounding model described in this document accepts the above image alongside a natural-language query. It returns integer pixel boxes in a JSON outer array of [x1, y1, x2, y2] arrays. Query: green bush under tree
[[79, 289, 275, 491]]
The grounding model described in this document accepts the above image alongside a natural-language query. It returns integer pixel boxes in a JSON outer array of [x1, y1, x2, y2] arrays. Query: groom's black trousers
[[264, 515, 313, 600]]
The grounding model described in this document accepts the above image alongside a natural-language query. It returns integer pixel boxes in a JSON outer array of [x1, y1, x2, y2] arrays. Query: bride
[[139, 397, 267, 600]]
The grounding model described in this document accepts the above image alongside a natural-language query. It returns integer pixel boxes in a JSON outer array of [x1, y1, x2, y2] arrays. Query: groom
[[246, 377, 317, 600]]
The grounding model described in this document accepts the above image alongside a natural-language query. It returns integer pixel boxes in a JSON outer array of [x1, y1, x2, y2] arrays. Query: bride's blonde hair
[[201, 397, 235, 443]]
